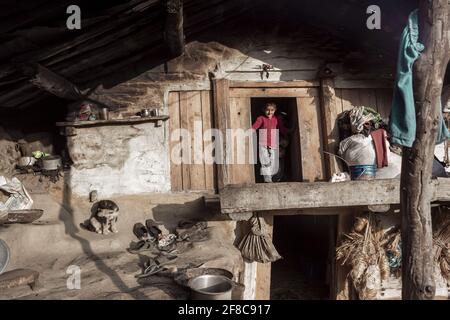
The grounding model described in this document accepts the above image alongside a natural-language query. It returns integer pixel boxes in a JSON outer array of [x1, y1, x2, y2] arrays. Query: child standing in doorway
[[252, 102, 289, 183]]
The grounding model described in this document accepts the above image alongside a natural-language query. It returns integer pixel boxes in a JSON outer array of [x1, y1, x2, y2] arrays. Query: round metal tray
[[0, 239, 10, 274]]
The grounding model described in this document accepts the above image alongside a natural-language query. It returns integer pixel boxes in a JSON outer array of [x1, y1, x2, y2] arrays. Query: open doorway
[[250, 98, 302, 183], [270, 215, 337, 300]]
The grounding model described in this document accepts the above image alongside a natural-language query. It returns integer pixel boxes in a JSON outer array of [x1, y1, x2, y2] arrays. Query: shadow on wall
[[58, 169, 148, 299], [151, 197, 224, 233]]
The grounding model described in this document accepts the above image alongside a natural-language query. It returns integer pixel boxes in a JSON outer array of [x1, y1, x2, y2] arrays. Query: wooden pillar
[[212, 79, 230, 190], [165, 0, 184, 57], [255, 213, 273, 300], [319, 72, 340, 179], [335, 212, 355, 300], [401, 0, 450, 300]]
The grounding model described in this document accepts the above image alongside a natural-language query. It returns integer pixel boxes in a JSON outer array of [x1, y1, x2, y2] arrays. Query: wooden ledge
[[56, 116, 169, 128]]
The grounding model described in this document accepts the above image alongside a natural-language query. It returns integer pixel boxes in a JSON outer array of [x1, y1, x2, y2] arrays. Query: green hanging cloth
[[389, 9, 450, 147]]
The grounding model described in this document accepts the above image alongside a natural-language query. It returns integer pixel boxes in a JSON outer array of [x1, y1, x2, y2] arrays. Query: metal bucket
[[188, 274, 233, 300], [349, 164, 376, 180]]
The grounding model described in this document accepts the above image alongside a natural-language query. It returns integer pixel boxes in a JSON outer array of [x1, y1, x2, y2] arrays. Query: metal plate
[[0, 239, 10, 274]]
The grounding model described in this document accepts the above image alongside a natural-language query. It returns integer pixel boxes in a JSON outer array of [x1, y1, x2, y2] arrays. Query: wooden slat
[[186, 91, 206, 190], [229, 80, 320, 88], [201, 91, 215, 191], [376, 88, 393, 121], [358, 89, 378, 111], [212, 79, 230, 189], [319, 78, 340, 177], [219, 178, 450, 214], [229, 87, 318, 98], [334, 79, 393, 89], [168, 91, 182, 191], [229, 97, 254, 184], [179, 91, 191, 190], [335, 88, 344, 114], [297, 92, 325, 182], [341, 89, 361, 111]]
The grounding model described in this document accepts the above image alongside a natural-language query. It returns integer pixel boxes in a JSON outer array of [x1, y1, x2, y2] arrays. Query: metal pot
[[41, 156, 62, 171], [18, 156, 36, 167], [141, 109, 150, 117], [188, 274, 234, 300]]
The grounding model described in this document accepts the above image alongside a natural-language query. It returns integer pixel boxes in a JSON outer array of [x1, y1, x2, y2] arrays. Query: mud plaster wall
[[67, 122, 170, 197], [88, 24, 394, 113], [0, 127, 21, 175]]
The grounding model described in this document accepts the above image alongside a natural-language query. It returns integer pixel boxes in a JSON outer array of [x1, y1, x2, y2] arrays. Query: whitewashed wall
[[67, 122, 170, 197]]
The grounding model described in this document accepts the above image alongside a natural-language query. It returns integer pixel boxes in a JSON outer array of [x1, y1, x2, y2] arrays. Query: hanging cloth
[[370, 129, 388, 168], [389, 9, 450, 147], [237, 213, 281, 263]]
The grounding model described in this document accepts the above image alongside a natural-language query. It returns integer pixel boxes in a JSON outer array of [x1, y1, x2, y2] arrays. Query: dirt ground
[[0, 174, 242, 300]]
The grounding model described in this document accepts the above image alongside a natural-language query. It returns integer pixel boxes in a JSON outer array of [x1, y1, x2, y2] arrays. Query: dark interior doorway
[[270, 215, 337, 300], [250, 98, 301, 183]]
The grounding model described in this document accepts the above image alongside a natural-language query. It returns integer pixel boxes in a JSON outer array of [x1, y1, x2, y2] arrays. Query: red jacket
[[252, 115, 288, 148]]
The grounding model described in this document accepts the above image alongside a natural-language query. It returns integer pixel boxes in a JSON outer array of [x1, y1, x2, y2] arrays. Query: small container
[[100, 108, 109, 120], [90, 190, 98, 203], [141, 109, 150, 117], [349, 164, 376, 180]]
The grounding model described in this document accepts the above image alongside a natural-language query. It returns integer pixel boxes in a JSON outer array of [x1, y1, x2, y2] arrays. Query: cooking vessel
[[18, 156, 36, 167], [188, 274, 234, 300], [41, 156, 62, 171], [0, 239, 10, 275]]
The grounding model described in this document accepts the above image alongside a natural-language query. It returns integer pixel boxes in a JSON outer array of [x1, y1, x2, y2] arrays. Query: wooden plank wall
[[335, 88, 393, 120], [296, 90, 325, 182], [228, 97, 255, 184], [168, 91, 215, 192]]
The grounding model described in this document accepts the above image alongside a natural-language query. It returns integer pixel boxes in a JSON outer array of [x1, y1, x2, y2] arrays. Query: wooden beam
[[165, 0, 184, 57], [229, 87, 318, 98], [334, 79, 393, 89], [220, 179, 450, 214], [22, 63, 83, 100], [229, 80, 319, 88], [401, 1, 450, 300]]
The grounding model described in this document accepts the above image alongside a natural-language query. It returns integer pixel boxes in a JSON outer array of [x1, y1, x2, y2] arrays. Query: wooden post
[[401, 0, 450, 300], [165, 0, 184, 57], [212, 78, 230, 190], [319, 72, 340, 178]]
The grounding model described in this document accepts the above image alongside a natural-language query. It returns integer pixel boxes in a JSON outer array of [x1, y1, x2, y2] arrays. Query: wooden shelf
[[56, 116, 169, 128]]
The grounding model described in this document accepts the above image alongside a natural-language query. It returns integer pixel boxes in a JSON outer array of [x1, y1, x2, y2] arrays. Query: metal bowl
[[0, 239, 10, 275], [188, 274, 233, 300]]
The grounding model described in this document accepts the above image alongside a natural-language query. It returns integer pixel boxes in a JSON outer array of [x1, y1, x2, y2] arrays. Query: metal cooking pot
[[188, 274, 234, 300], [41, 156, 62, 171], [18, 156, 36, 167]]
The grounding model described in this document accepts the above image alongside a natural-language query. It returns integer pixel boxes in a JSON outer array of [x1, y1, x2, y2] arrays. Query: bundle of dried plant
[[433, 207, 450, 282]]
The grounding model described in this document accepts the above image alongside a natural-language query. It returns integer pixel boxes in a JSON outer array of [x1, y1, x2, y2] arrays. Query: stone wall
[[67, 122, 170, 197]]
